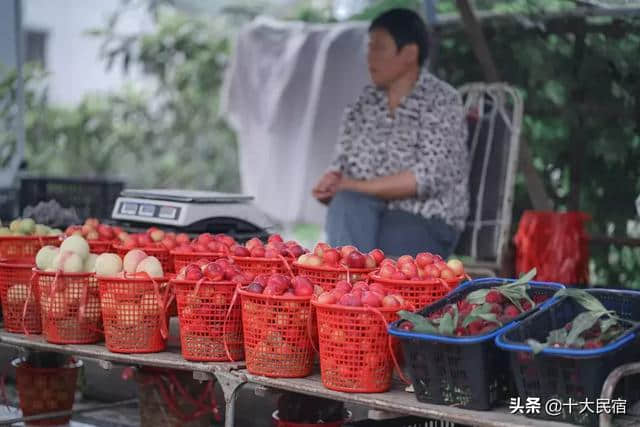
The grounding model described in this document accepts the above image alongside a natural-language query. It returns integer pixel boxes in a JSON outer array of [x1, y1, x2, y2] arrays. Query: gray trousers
[[325, 190, 460, 258]]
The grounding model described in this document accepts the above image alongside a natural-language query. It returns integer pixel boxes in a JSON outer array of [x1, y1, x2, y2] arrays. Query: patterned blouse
[[328, 68, 470, 231]]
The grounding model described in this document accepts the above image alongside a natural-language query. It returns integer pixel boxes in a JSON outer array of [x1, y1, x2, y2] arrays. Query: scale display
[[158, 206, 179, 220], [117, 201, 181, 221], [138, 204, 156, 217], [120, 202, 138, 215]]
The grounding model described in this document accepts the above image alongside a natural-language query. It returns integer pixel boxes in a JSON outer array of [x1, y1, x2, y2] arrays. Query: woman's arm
[[338, 170, 417, 200]]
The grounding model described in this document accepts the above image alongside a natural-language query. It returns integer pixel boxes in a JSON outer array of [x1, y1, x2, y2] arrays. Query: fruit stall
[[1, 196, 639, 427]]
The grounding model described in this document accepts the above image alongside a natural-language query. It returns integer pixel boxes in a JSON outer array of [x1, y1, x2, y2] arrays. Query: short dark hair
[[369, 8, 429, 66]]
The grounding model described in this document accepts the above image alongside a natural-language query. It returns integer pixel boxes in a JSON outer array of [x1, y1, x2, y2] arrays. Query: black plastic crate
[[495, 289, 640, 426], [20, 176, 124, 221], [388, 278, 564, 410], [0, 187, 18, 222]]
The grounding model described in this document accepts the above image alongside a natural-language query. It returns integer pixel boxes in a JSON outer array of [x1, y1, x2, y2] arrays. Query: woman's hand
[[312, 171, 342, 204]]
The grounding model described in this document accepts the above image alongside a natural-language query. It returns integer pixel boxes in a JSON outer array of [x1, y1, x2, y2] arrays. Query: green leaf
[[476, 313, 501, 325], [566, 311, 604, 346], [600, 317, 618, 334], [451, 304, 459, 329], [466, 288, 489, 305], [600, 324, 625, 344], [526, 339, 549, 355], [556, 288, 609, 313], [438, 312, 456, 335], [462, 304, 493, 327], [512, 268, 537, 287], [397, 310, 438, 334], [548, 327, 568, 344], [498, 284, 531, 312]]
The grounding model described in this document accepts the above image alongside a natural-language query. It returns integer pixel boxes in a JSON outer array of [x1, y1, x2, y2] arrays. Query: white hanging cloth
[[220, 17, 370, 225]]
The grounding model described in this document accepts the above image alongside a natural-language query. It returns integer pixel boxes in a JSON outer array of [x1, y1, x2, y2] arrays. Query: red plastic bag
[[514, 211, 589, 285]]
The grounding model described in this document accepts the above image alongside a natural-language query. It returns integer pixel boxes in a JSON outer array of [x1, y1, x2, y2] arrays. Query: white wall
[[23, 0, 154, 106]]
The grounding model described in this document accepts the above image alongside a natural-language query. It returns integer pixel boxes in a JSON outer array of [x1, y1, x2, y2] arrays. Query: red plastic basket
[[113, 243, 174, 274], [368, 274, 463, 311], [173, 278, 244, 362], [312, 300, 401, 393], [171, 250, 225, 273], [97, 275, 170, 353], [87, 239, 114, 254], [0, 235, 61, 263], [239, 288, 314, 378], [232, 256, 295, 279], [293, 263, 376, 291], [0, 261, 41, 334], [37, 270, 102, 344], [13, 357, 82, 426]]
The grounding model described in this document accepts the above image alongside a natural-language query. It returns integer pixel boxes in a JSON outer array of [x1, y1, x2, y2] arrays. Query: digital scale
[[111, 189, 274, 240]]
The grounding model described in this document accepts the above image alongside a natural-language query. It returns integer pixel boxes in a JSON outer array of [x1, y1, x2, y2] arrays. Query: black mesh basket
[[20, 176, 124, 220], [389, 278, 564, 410], [496, 289, 640, 426]]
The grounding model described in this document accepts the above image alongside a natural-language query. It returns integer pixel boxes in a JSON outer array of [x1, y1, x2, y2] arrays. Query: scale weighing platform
[[111, 189, 274, 240]]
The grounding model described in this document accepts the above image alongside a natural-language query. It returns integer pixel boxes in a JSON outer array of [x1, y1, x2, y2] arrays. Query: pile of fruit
[[115, 227, 187, 252], [296, 243, 384, 269], [373, 253, 464, 282], [238, 235, 306, 259], [94, 249, 165, 278], [172, 233, 235, 254], [526, 288, 628, 352], [0, 218, 62, 236], [243, 274, 316, 297], [315, 280, 405, 308], [65, 218, 121, 241], [175, 258, 248, 284], [36, 235, 97, 273], [171, 233, 306, 259], [397, 270, 543, 337]]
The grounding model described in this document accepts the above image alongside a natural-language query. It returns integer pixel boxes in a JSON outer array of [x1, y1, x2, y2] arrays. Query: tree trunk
[[568, 26, 586, 212]]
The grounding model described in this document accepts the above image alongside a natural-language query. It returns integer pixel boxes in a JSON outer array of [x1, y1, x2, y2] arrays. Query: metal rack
[[1, 330, 637, 427]]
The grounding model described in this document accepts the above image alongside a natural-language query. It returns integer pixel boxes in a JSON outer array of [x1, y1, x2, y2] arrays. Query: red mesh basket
[[368, 274, 463, 311], [97, 275, 170, 353], [0, 261, 41, 334], [0, 235, 61, 264], [232, 256, 295, 279], [13, 357, 82, 426], [87, 239, 114, 254], [239, 288, 314, 377], [312, 300, 400, 393], [113, 243, 174, 274], [173, 278, 244, 362], [171, 250, 225, 273], [37, 270, 102, 344], [293, 263, 376, 291]]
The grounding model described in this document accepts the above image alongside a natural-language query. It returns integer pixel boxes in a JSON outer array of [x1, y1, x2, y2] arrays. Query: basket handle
[[306, 303, 320, 354], [21, 270, 39, 336], [366, 307, 411, 386], [278, 254, 295, 279], [222, 285, 242, 362], [136, 272, 170, 340], [191, 277, 206, 298], [439, 278, 456, 293]]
